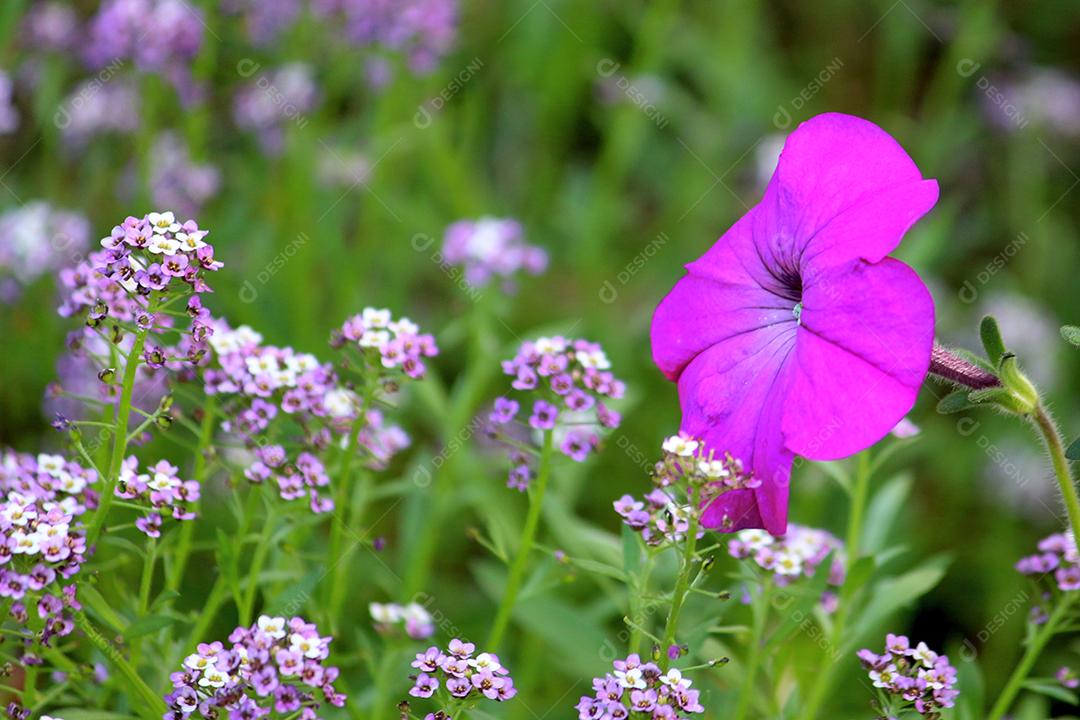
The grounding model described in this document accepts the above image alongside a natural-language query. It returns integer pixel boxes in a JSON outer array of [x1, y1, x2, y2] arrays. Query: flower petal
[[782, 258, 934, 460], [676, 328, 798, 534], [754, 113, 934, 268], [651, 212, 791, 381]]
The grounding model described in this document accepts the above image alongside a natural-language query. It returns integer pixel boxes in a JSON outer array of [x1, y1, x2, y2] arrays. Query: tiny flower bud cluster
[[728, 525, 845, 611], [408, 638, 517, 705], [488, 337, 623, 486], [614, 435, 758, 546], [0, 451, 96, 663], [857, 635, 958, 717], [575, 654, 705, 720], [164, 615, 346, 718], [441, 217, 548, 290], [370, 601, 435, 639], [332, 307, 439, 380], [116, 457, 199, 537]]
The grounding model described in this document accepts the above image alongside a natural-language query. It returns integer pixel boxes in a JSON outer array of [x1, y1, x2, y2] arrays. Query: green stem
[[628, 552, 656, 656], [988, 595, 1076, 720], [798, 451, 872, 720], [139, 538, 157, 615], [240, 501, 277, 625], [733, 583, 771, 720], [86, 313, 153, 549], [1033, 405, 1080, 543], [660, 511, 700, 670], [486, 429, 554, 651], [72, 610, 168, 718], [167, 395, 217, 590]]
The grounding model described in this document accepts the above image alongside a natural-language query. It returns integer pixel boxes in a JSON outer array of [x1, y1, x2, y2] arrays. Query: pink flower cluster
[[857, 635, 958, 715], [488, 337, 623, 484], [333, 307, 439, 380], [408, 639, 517, 706], [1016, 532, 1080, 591], [442, 217, 548, 290], [728, 525, 845, 611], [575, 655, 705, 720], [165, 615, 346, 718], [615, 435, 758, 546], [58, 212, 221, 368], [0, 450, 96, 663], [204, 320, 411, 513], [116, 457, 199, 537]]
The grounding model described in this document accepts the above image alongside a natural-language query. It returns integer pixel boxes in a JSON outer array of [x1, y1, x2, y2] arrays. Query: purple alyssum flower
[[576, 655, 704, 720], [405, 638, 516, 713], [442, 217, 547, 290], [857, 636, 958, 715], [650, 113, 937, 534]]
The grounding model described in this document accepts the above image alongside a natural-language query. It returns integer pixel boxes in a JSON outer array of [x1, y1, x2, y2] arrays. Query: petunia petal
[[651, 213, 789, 381], [782, 257, 934, 460], [754, 113, 934, 269], [676, 328, 798, 534]]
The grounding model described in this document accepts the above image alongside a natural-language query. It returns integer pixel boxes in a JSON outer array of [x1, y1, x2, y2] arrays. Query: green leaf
[[764, 551, 834, 651], [78, 583, 127, 634], [1062, 325, 1080, 347], [980, 315, 1007, 363], [937, 389, 975, 414], [1021, 680, 1078, 705], [122, 613, 177, 639], [1067, 438, 1080, 461], [847, 554, 950, 649], [215, 527, 243, 610], [861, 474, 913, 554], [957, 651, 986, 720]]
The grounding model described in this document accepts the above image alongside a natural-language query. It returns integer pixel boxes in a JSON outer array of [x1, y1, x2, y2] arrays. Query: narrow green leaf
[[1066, 438, 1080, 461], [122, 613, 177, 639], [980, 315, 1007, 363], [847, 554, 950, 648], [1021, 680, 1078, 705], [78, 583, 127, 634], [957, 650, 985, 720], [622, 525, 642, 577], [861, 474, 913, 554], [937, 389, 975, 414]]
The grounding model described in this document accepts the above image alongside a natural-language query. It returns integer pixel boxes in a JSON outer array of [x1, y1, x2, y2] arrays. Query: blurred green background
[[1, 0, 1080, 716]]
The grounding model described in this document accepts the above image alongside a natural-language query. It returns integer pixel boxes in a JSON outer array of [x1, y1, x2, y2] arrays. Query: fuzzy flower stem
[[927, 343, 1000, 390], [1033, 405, 1080, 555], [487, 428, 554, 650], [799, 451, 872, 720], [86, 302, 155, 549], [72, 610, 168, 719], [988, 593, 1076, 720], [660, 507, 700, 670], [734, 582, 771, 720]]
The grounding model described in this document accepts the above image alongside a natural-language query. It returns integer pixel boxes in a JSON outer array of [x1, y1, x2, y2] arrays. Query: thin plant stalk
[[733, 583, 771, 720], [1033, 405, 1080, 545], [798, 451, 872, 720], [988, 594, 1076, 720], [487, 428, 554, 650], [660, 510, 700, 669]]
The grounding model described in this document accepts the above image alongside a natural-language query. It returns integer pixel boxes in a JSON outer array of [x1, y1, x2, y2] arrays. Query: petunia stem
[[1032, 405, 1080, 546], [987, 593, 1076, 720], [660, 508, 700, 670], [927, 342, 1000, 390], [798, 451, 872, 720], [733, 582, 770, 720], [487, 428, 554, 651]]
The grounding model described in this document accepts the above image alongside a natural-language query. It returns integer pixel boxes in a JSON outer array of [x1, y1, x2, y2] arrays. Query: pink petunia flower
[[650, 113, 937, 534]]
